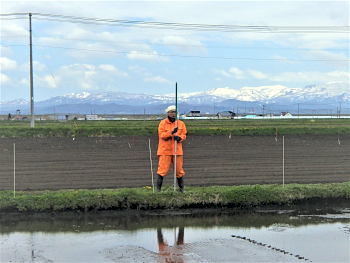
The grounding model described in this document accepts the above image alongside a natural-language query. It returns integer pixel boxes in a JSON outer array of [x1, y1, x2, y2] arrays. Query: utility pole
[[29, 13, 34, 127], [262, 105, 265, 117], [339, 102, 341, 117], [298, 103, 299, 118]]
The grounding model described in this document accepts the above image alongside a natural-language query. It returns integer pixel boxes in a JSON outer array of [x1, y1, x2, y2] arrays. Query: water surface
[[1, 208, 349, 262]]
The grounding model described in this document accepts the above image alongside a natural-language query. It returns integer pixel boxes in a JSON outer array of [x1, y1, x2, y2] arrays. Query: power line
[[27, 44, 349, 62], [1, 12, 349, 33], [32, 33, 58, 88], [1, 13, 348, 68], [2, 34, 349, 51], [1, 43, 348, 62]]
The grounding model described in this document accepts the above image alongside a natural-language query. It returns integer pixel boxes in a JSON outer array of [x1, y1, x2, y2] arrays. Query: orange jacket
[[157, 118, 187, 156]]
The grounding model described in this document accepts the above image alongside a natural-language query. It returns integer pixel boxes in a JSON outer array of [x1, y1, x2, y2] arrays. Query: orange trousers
[[157, 155, 185, 178]]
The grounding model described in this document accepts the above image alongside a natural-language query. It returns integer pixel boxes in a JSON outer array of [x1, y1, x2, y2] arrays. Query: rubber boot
[[177, 177, 185, 193], [157, 174, 163, 192]]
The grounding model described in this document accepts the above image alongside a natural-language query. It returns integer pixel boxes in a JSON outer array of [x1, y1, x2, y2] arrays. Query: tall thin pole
[[174, 82, 178, 192], [29, 13, 34, 128], [298, 103, 299, 118], [149, 139, 155, 193], [14, 143, 16, 198], [282, 136, 285, 188]]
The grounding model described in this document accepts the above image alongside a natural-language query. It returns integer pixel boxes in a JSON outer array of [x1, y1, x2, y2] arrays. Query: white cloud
[[160, 35, 207, 54], [1, 1, 348, 100], [34, 61, 46, 71], [307, 50, 349, 70], [99, 64, 129, 77], [19, 61, 46, 71], [127, 51, 169, 62], [36, 36, 68, 47], [0, 46, 13, 57], [32, 75, 58, 89], [219, 70, 231, 78], [61, 63, 96, 74], [128, 65, 152, 77], [0, 73, 12, 85], [144, 76, 169, 83], [247, 69, 268, 80], [1, 23, 28, 44], [212, 69, 231, 78], [44, 75, 58, 88], [99, 64, 117, 71], [229, 67, 246, 79], [0, 57, 17, 70], [20, 78, 28, 85], [58, 64, 98, 90], [326, 70, 350, 79], [268, 70, 350, 83]]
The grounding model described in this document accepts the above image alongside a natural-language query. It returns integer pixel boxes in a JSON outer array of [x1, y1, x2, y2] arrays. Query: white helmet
[[165, 105, 176, 113]]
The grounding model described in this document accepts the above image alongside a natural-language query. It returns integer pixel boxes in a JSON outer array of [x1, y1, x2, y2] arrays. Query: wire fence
[[0, 133, 349, 192]]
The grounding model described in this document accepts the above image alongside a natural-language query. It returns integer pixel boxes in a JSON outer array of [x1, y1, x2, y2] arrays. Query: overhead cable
[[1, 12, 349, 33], [31, 44, 350, 62]]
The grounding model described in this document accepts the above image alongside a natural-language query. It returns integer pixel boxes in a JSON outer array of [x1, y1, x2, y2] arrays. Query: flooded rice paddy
[[1, 206, 349, 263]]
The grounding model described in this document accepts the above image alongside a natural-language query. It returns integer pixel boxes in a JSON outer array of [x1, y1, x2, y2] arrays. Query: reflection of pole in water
[[177, 227, 184, 245], [157, 227, 184, 262], [157, 227, 185, 248]]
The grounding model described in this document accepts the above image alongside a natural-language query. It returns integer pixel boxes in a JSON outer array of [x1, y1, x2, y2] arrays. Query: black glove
[[174, 135, 181, 142], [171, 127, 178, 134]]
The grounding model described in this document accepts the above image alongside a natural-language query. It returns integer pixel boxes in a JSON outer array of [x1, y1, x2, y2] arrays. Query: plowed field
[[0, 134, 349, 191]]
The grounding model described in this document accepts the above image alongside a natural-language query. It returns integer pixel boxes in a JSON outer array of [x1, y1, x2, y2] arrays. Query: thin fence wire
[[0, 134, 349, 191]]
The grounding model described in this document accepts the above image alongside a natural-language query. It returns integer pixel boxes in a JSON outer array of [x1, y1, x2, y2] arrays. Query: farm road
[[0, 134, 349, 191]]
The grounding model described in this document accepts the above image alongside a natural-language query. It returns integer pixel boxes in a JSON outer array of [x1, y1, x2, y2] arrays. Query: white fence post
[[283, 136, 285, 188], [13, 143, 16, 198]]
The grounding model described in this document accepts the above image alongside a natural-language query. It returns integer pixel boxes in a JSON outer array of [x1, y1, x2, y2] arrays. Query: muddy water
[[1, 207, 349, 263]]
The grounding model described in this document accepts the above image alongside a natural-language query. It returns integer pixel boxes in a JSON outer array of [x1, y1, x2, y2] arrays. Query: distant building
[[217, 111, 235, 119], [15, 115, 27, 121], [187, 111, 201, 117], [280, 112, 293, 117], [85, 114, 99, 120], [47, 114, 80, 121], [244, 115, 257, 119], [104, 115, 115, 120]]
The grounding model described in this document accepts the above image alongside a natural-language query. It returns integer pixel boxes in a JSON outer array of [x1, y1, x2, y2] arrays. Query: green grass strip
[[1, 182, 349, 212], [0, 119, 349, 137]]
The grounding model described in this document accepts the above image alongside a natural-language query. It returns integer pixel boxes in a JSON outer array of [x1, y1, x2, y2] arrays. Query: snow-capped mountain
[[174, 83, 349, 104], [1, 83, 348, 114], [0, 98, 29, 107], [39, 82, 350, 105]]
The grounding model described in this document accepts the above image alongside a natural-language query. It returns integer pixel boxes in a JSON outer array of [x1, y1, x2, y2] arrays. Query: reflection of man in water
[[157, 227, 184, 263]]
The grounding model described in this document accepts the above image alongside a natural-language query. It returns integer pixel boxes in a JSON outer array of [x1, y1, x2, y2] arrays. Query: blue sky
[[1, 0, 349, 102]]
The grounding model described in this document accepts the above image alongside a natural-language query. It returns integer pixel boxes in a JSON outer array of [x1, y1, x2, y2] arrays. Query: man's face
[[167, 110, 176, 119]]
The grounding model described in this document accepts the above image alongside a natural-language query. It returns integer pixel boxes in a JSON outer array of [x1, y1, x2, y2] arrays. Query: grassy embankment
[[0, 118, 349, 137], [1, 182, 350, 212]]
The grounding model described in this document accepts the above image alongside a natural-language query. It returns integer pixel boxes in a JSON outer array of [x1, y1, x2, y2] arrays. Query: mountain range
[[1, 83, 349, 115]]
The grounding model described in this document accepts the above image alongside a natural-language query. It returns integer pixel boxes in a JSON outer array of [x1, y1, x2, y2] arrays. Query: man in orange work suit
[[157, 105, 187, 192]]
